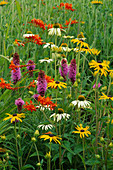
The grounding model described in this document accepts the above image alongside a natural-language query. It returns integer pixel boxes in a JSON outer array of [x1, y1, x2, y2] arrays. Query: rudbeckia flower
[[90, 48, 101, 56], [71, 39, 88, 48], [89, 60, 110, 77], [72, 124, 91, 138], [0, 0, 8, 6], [71, 95, 91, 109], [47, 80, 67, 89], [48, 23, 66, 36], [39, 131, 62, 144], [3, 113, 25, 123], [91, 1, 103, 5], [99, 92, 113, 101]]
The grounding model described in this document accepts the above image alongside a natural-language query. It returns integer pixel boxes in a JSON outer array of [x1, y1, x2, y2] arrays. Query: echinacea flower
[[63, 35, 74, 39], [48, 23, 66, 36], [39, 58, 53, 63], [50, 108, 70, 122], [59, 58, 68, 81], [89, 60, 110, 77], [38, 123, 54, 130], [39, 131, 62, 144], [91, 1, 103, 5], [0, 0, 8, 6], [68, 59, 77, 84], [3, 113, 25, 123], [71, 95, 91, 109], [47, 80, 67, 89], [43, 42, 57, 49], [15, 98, 24, 112], [72, 124, 91, 138], [60, 43, 72, 52], [37, 70, 47, 96], [99, 92, 113, 101], [27, 60, 36, 77], [23, 34, 35, 38]]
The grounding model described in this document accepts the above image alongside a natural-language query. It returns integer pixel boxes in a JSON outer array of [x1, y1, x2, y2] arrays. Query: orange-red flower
[[24, 34, 45, 45], [60, 2, 75, 11], [45, 75, 54, 83], [23, 101, 36, 112], [38, 96, 57, 110], [27, 80, 36, 89], [29, 18, 46, 30], [0, 78, 12, 89], [14, 39, 25, 46], [9, 60, 18, 72], [65, 18, 78, 26]]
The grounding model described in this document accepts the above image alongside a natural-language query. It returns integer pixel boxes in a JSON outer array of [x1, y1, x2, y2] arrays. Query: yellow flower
[[39, 132, 62, 144], [3, 113, 25, 123], [79, 47, 91, 54], [47, 80, 67, 89], [99, 92, 113, 101], [91, 1, 103, 5], [109, 14, 112, 16], [77, 32, 85, 39], [89, 60, 110, 76], [0, 0, 8, 6], [71, 39, 89, 48], [90, 48, 101, 56], [72, 124, 91, 138]]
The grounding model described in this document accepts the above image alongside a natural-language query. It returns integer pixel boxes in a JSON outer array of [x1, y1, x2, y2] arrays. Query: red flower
[[9, 60, 18, 72], [25, 34, 45, 45], [27, 80, 36, 89], [65, 18, 78, 26], [14, 39, 25, 46], [29, 18, 46, 30], [45, 75, 54, 84], [0, 78, 12, 89], [23, 101, 36, 112]]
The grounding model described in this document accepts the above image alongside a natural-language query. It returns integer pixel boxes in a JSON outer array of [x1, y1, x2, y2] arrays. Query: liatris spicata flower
[[15, 98, 24, 112], [11, 52, 21, 84], [59, 58, 68, 81], [27, 60, 35, 77], [68, 59, 77, 84], [37, 70, 47, 96], [32, 94, 39, 100]]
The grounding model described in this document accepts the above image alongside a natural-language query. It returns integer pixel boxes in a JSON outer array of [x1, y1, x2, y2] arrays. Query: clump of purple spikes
[[37, 70, 47, 97], [68, 59, 77, 84], [59, 58, 68, 81], [15, 98, 24, 112], [27, 60, 35, 77]]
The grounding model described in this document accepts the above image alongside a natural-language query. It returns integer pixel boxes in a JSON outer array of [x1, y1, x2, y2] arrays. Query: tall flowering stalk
[[59, 58, 68, 81], [27, 60, 36, 77], [15, 98, 24, 113], [11, 52, 21, 84], [68, 59, 77, 84], [37, 70, 47, 96]]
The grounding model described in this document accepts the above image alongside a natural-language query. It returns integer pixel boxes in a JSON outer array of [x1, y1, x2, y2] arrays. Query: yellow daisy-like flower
[[77, 32, 85, 39], [71, 39, 89, 48], [47, 80, 67, 89], [72, 124, 91, 138], [0, 0, 8, 6], [90, 48, 101, 56], [91, 1, 103, 5], [89, 60, 110, 76], [3, 113, 25, 123], [99, 92, 113, 101], [79, 47, 91, 54], [39, 132, 62, 144]]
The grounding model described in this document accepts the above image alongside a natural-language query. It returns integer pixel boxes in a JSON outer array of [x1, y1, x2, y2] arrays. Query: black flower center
[[48, 134, 54, 137], [99, 65, 103, 68], [80, 130, 84, 132], [13, 113, 17, 116], [55, 81, 60, 84]]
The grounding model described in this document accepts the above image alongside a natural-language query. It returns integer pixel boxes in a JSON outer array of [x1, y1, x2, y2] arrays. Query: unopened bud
[[66, 94, 71, 100], [36, 162, 41, 166], [60, 76, 64, 81], [45, 152, 51, 159], [29, 91, 34, 95], [73, 81, 78, 88], [95, 154, 100, 159], [17, 134, 21, 139], [31, 137, 36, 142], [69, 103, 74, 108], [77, 78, 80, 83], [1, 135, 6, 140], [101, 86, 107, 91], [109, 142, 113, 147], [76, 73, 80, 78], [100, 137, 104, 142], [34, 130, 39, 136]]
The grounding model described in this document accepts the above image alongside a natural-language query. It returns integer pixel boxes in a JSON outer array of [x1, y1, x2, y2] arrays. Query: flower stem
[[23, 143, 33, 166], [83, 138, 86, 170]]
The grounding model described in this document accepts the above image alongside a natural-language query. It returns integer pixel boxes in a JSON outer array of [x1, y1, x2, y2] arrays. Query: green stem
[[55, 35, 57, 80], [83, 138, 86, 170], [23, 143, 33, 166], [14, 123, 20, 170], [59, 120, 61, 170], [34, 143, 41, 164]]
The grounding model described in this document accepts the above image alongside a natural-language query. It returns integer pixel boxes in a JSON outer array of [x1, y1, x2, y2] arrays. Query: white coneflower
[[50, 108, 70, 122], [38, 124, 54, 130], [60, 43, 72, 52], [63, 35, 74, 39], [39, 58, 53, 63], [71, 95, 91, 109], [48, 23, 66, 36], [43, 42, 57, 49], [23, 34, 34, 38]]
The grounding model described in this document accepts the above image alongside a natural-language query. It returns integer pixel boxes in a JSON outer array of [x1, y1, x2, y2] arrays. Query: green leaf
[[85, 158, 100, 165], [21, 164, 35, 170], [62, 144, 75, 155], [15, 1, 21, 21]]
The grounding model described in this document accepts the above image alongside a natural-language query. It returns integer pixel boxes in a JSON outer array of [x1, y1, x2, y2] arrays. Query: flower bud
[[1, 135, 6, 140], [66, 94, 71, 100], [95, 154, 100, 159], [34, 130, 39, 136], [60, 76, 64, 81], [31, 137, 36, 142], [101, 86, 107, 91], [29, 91, 34, 95], [36, 162, 41, 166], [69, 103, 74, 108], [109, 142, 113, 147], [76, 73, 80, 78], [100, 137, 104, 142], [45, 152, 51, 159], [17, 134, 21, 139], [73, 81, 78, 88], [77, 78, 80, 83]]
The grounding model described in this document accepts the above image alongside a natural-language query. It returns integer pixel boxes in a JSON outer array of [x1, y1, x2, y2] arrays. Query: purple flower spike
[[37, 70, 47, 97], [13, 52, 20, 65], [59, 59, 68, 81], [11, 68, 21, 84], [68, 59, 77, 84], [32, 94, 39, 100], [27, 60, 35, 77], [15, 98, 24, 112]]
